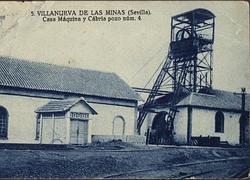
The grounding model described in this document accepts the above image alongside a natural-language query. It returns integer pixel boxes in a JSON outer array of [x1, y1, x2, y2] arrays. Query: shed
[[35, 98, 97, 144]]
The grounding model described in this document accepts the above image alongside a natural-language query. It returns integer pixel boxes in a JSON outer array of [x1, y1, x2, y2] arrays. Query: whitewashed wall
[[0, 93, 137, 144], [0, 94, 49, 143], [88, 102, 137, 136], [141, 108, 188, 144], [140, 112, 154, 136], [141, 106, 242, 145], [192, 108, 241, 145], [173, 107, 188, 144]]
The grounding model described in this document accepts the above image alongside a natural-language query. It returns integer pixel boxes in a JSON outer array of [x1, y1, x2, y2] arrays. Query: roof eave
[[176, 104, 249, 113]]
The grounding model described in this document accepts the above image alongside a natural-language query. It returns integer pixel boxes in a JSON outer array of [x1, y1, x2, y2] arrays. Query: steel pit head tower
[[137, 9, 215, 142], [170, 8, 215, 92]]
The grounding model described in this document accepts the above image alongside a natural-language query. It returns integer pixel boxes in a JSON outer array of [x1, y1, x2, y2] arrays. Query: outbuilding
[[140, 89, 250, 145], [0, 56, 141, 144], [35, 98, 97, 144]]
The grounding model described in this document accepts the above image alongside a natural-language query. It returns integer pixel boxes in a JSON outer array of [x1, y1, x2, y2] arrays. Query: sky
[[0, 1, 249, 99]]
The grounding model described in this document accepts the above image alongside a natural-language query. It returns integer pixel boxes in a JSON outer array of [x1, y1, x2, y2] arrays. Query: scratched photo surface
[[0, 1, 249, 179], [0, 1, 248, 92]]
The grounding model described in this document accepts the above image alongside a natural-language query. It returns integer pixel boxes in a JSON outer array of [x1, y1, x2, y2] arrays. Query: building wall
[[140, 106, 242, 145], [40, 115, 68, 144], [192, 108, 241, 145], [0, 93, 137, 144], [140, 108, 188, 144], [140, 112, 154, 136], [67, 93, 138, 136], [173, 107, 188, 144], [0, 94, 49, 143], [89, 102, 137, 136]]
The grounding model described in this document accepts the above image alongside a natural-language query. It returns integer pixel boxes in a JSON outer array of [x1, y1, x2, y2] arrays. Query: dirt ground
[[0, 141, 249, 178]]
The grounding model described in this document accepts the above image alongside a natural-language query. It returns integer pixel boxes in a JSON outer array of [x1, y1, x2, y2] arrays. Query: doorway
[[70, 119, 88, 144], [149, 111, 170, 145]]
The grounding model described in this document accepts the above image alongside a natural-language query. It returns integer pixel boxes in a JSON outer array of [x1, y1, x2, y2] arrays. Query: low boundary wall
[[92, 135, 146, 144]]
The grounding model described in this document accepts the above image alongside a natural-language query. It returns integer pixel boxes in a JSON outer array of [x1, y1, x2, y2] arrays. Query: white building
[[0, 56, 141, 144], [140, 89, 250, 145]]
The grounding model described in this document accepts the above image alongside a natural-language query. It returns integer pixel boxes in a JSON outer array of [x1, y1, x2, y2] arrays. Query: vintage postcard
[[0, 1, 249, 178]]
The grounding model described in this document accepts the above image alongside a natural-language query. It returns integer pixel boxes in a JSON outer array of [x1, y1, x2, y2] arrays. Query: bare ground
[[0, 141, 249, 178]]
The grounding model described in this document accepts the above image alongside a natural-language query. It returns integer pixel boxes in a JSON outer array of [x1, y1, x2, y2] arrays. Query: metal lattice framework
[[137, 9, 215, 141]]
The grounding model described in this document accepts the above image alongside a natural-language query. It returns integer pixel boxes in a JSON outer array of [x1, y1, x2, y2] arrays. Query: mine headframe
[[137, 9, 215, 138]]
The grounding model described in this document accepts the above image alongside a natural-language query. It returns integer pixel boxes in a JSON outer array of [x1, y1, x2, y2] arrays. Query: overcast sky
[[0, 1, 249, 98]]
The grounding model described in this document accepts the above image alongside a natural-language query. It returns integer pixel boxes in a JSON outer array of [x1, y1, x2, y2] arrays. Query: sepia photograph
[[0, 1, 249, 178]]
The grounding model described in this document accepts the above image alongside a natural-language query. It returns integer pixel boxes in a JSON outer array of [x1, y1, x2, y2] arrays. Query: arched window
[[113, 116, 125, 135], [0, 106, 8, 139], [215, 111, 224, 133]]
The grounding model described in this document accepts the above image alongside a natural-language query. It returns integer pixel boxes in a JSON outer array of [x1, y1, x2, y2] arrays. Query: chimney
[[241, 88, 246, 111]]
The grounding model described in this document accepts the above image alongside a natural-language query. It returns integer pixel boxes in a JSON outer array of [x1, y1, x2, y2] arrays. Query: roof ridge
[[192, 88, 248, 96], [0, 56, 140, 101], [0, 55, 114, 75], [35, 97, 97, 114], [212, 88, 249, 95]]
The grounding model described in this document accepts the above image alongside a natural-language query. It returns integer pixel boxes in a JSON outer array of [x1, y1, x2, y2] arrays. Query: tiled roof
[[150, 89, 249, 112], [0, 56, 140, 101], [35, 98, 97, 114], [176, 89, 250, 111]]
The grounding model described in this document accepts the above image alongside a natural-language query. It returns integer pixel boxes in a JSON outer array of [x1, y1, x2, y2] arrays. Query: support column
[[193, 58, 197, 92], [187, 107, 192, 145], [39, 114, 43, 144], [66, 112, 71, 144], [52, 113, 55, 144]]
